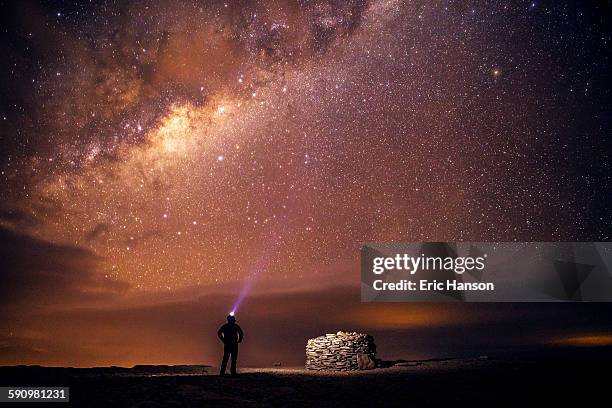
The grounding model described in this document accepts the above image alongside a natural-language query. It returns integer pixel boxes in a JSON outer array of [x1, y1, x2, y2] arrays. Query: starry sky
[[1, 0, 611, 367]]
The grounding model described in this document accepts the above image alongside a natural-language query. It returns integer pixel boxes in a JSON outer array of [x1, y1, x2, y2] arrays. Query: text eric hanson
[[372, 279, 494, 291]]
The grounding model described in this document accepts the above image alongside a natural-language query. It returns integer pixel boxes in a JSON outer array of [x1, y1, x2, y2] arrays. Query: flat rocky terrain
[[1, 347, 609, 407]]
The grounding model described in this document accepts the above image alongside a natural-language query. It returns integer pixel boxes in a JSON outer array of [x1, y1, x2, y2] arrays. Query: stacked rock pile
[[305, 331, 377, 371]]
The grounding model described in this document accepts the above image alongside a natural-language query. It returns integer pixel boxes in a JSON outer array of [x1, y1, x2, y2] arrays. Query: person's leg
[[220, 347, 230, 375], [230, 345, 238, 375]]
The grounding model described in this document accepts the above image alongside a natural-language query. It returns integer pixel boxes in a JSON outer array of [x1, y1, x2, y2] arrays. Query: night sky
[[1, 0, 611, 367]]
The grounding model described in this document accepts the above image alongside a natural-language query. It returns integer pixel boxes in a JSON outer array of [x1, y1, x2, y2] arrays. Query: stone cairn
[[305, 331, 377, 371]]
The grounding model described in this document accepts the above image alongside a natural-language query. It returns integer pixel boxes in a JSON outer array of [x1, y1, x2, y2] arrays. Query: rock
[[305, 331, 377, 371], [357, 353, 376, 370]]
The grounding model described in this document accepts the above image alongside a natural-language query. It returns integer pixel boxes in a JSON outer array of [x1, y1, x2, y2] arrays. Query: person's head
[[227, 314, 236, 323]]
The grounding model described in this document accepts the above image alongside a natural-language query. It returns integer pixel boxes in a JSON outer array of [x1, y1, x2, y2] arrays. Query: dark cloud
[[0, 226, 129, 311], [0, 208, 40, 229]]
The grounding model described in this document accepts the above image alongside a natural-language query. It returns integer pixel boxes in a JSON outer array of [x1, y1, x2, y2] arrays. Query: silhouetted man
[[217, 314, 244, 376]]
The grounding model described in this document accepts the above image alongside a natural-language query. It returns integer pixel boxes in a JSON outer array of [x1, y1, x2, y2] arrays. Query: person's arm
[[237, 325, 244, 343], [217, 325, 225, 342]]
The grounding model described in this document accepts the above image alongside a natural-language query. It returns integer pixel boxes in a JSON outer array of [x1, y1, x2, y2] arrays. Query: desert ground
[[1, 347, 609, 407]]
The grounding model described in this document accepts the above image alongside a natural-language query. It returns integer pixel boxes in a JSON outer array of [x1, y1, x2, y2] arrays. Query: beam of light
[[230, 278, 253, 315], [229, 144, 306, 316], [230, 226, 286, 315]]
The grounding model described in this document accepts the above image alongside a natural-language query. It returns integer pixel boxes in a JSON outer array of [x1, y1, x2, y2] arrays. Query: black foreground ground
[[1, 347, 609, 407]]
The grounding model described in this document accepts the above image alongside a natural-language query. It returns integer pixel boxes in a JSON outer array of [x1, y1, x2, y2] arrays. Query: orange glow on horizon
[[549, 334, 612, 347]]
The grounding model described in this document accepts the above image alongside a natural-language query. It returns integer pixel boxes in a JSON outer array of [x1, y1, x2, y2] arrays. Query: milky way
[[1, 0, 610, 292]]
